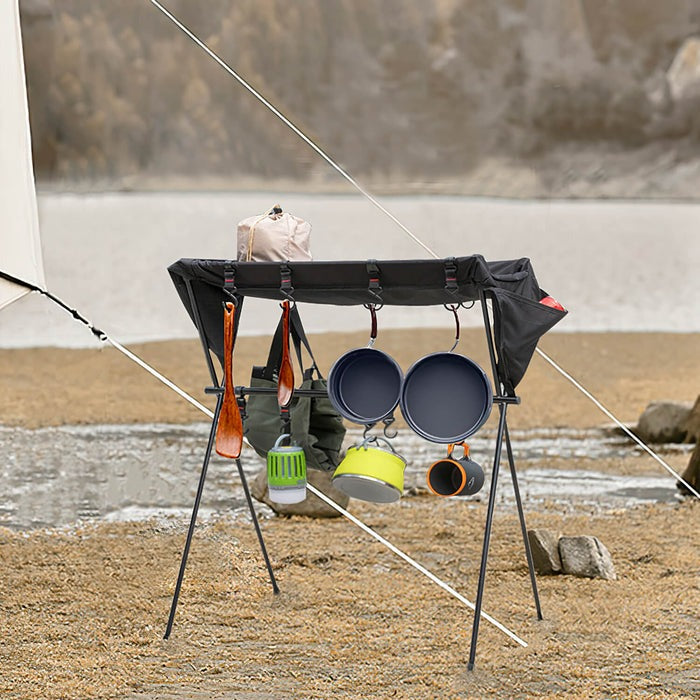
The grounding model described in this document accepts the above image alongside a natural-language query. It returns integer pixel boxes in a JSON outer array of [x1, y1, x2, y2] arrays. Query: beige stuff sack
[[237, 205, 313, 262]]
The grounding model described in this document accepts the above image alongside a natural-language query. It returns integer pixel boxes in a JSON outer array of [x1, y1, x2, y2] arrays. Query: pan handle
[[444, 303, 460, 352], [363, 303, 382, 348]]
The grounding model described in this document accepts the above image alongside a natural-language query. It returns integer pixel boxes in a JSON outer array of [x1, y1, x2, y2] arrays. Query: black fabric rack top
[[168, 256, 567, 395]]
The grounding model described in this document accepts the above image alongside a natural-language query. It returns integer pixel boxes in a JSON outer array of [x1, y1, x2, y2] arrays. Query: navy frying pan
[[399, 352, 492, 443], [328, 347, 403, 424], [327, 303, 403, 425]]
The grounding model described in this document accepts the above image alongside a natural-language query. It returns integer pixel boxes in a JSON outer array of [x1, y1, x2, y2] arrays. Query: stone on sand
[[527, 528, 562, 575], [559, 535, 617, 580], [635, 401, 693, 443]]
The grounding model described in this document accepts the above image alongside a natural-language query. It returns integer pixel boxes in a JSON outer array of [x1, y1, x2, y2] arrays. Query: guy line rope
[[146, 0, 699, 500]]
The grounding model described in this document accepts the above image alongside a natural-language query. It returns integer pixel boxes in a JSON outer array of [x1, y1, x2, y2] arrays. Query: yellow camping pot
[[332, 436, 406, 503]]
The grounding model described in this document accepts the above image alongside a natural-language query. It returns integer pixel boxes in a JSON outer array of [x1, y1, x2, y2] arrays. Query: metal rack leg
[[505, 423, 543, 620], [236, 458, 279, 594], [164, 395, 222, 639], [467, 404, 507, 670]]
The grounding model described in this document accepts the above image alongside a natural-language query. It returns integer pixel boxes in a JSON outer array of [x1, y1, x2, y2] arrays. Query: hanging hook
[[444, 303, 460, 352], [279, 263, 296, 305], [382, 416, 398, 439], [362, 422, 377, 444], [279, 296, 296, 309]]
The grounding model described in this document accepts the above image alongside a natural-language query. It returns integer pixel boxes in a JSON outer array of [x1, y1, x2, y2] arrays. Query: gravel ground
[[0, 499, 697, 699]]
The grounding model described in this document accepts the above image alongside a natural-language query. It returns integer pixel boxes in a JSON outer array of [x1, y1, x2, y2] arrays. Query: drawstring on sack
[[245, 204, 283, 262]]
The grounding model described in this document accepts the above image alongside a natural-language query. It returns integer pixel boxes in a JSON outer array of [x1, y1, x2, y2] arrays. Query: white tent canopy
[[0, 0, 45, 310]]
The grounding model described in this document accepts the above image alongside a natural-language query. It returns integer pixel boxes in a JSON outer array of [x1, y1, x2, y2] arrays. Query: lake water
[[1, 193, 695, 531], [2, 423, 687, 531], [1, 192, 699, 347]]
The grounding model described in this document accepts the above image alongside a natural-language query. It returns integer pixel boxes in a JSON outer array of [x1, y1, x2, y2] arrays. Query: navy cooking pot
[[399, 352, 492, 443], [327, 347, 403, 425]]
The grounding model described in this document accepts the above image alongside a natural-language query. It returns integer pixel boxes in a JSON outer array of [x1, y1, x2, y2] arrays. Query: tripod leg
[[236, 458, 279, 594], [505, 423, 543, 620], [164, 395, 222, 639], [468, 404, 507, 671]]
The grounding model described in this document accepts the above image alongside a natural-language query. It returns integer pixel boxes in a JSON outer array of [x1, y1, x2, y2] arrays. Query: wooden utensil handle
[[216, 301, 243, 458], [277, 300, 295, 408]]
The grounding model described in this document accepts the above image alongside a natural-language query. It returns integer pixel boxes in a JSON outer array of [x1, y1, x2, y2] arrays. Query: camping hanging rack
[[167, 254, 560, 667]]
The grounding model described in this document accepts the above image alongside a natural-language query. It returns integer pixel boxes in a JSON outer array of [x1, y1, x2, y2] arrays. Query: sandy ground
[[1, 330, 699, 698], [1, 501, 697, 699], [1, 329, 700, 431]]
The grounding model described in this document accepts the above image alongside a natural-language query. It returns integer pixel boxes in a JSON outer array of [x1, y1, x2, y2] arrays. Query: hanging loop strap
[[279, 263, 295, 303], [222, 262, 238, 304], [289, 306, 321, 378], [445, 303, 460, 352], [366, 259, 383, 304], [443, 258, 474, 309], [444, 257, 458, 296]]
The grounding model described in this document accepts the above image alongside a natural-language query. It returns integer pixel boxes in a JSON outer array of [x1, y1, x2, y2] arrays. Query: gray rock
[[251, 467, 349, 518], [559, 536, 616, 580], [667, 37, 700, 103], [527, 529, 562, 575], [635, 401, 693, 443]]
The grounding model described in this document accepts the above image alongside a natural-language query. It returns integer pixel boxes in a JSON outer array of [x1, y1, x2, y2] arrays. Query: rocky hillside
[[19, 0, 700, 196]]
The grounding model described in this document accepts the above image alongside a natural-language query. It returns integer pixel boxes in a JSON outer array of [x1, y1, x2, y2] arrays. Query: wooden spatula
[[215, 302, 243, 458], [277, 300, 294, 408]]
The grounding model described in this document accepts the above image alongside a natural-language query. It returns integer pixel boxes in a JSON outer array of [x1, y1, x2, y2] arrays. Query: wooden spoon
[[277, 300, 294, 408], [215, 302, 243, 458]]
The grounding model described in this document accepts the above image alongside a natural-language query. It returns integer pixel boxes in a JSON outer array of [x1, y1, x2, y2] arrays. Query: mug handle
[[448, 441, 470, 459]]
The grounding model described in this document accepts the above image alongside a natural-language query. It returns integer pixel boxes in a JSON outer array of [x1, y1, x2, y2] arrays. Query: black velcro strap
[[260, 305, 317, 380], [280, 263, 294, 297], [223, 262, 237, 300], [366, 259, 382, 300]]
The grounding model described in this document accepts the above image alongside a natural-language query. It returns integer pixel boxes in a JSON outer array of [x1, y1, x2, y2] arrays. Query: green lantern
[[267, 434, 307, 504]]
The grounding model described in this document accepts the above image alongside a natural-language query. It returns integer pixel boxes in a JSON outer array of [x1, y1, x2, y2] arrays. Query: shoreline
[[34, 181, 700, 203]]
